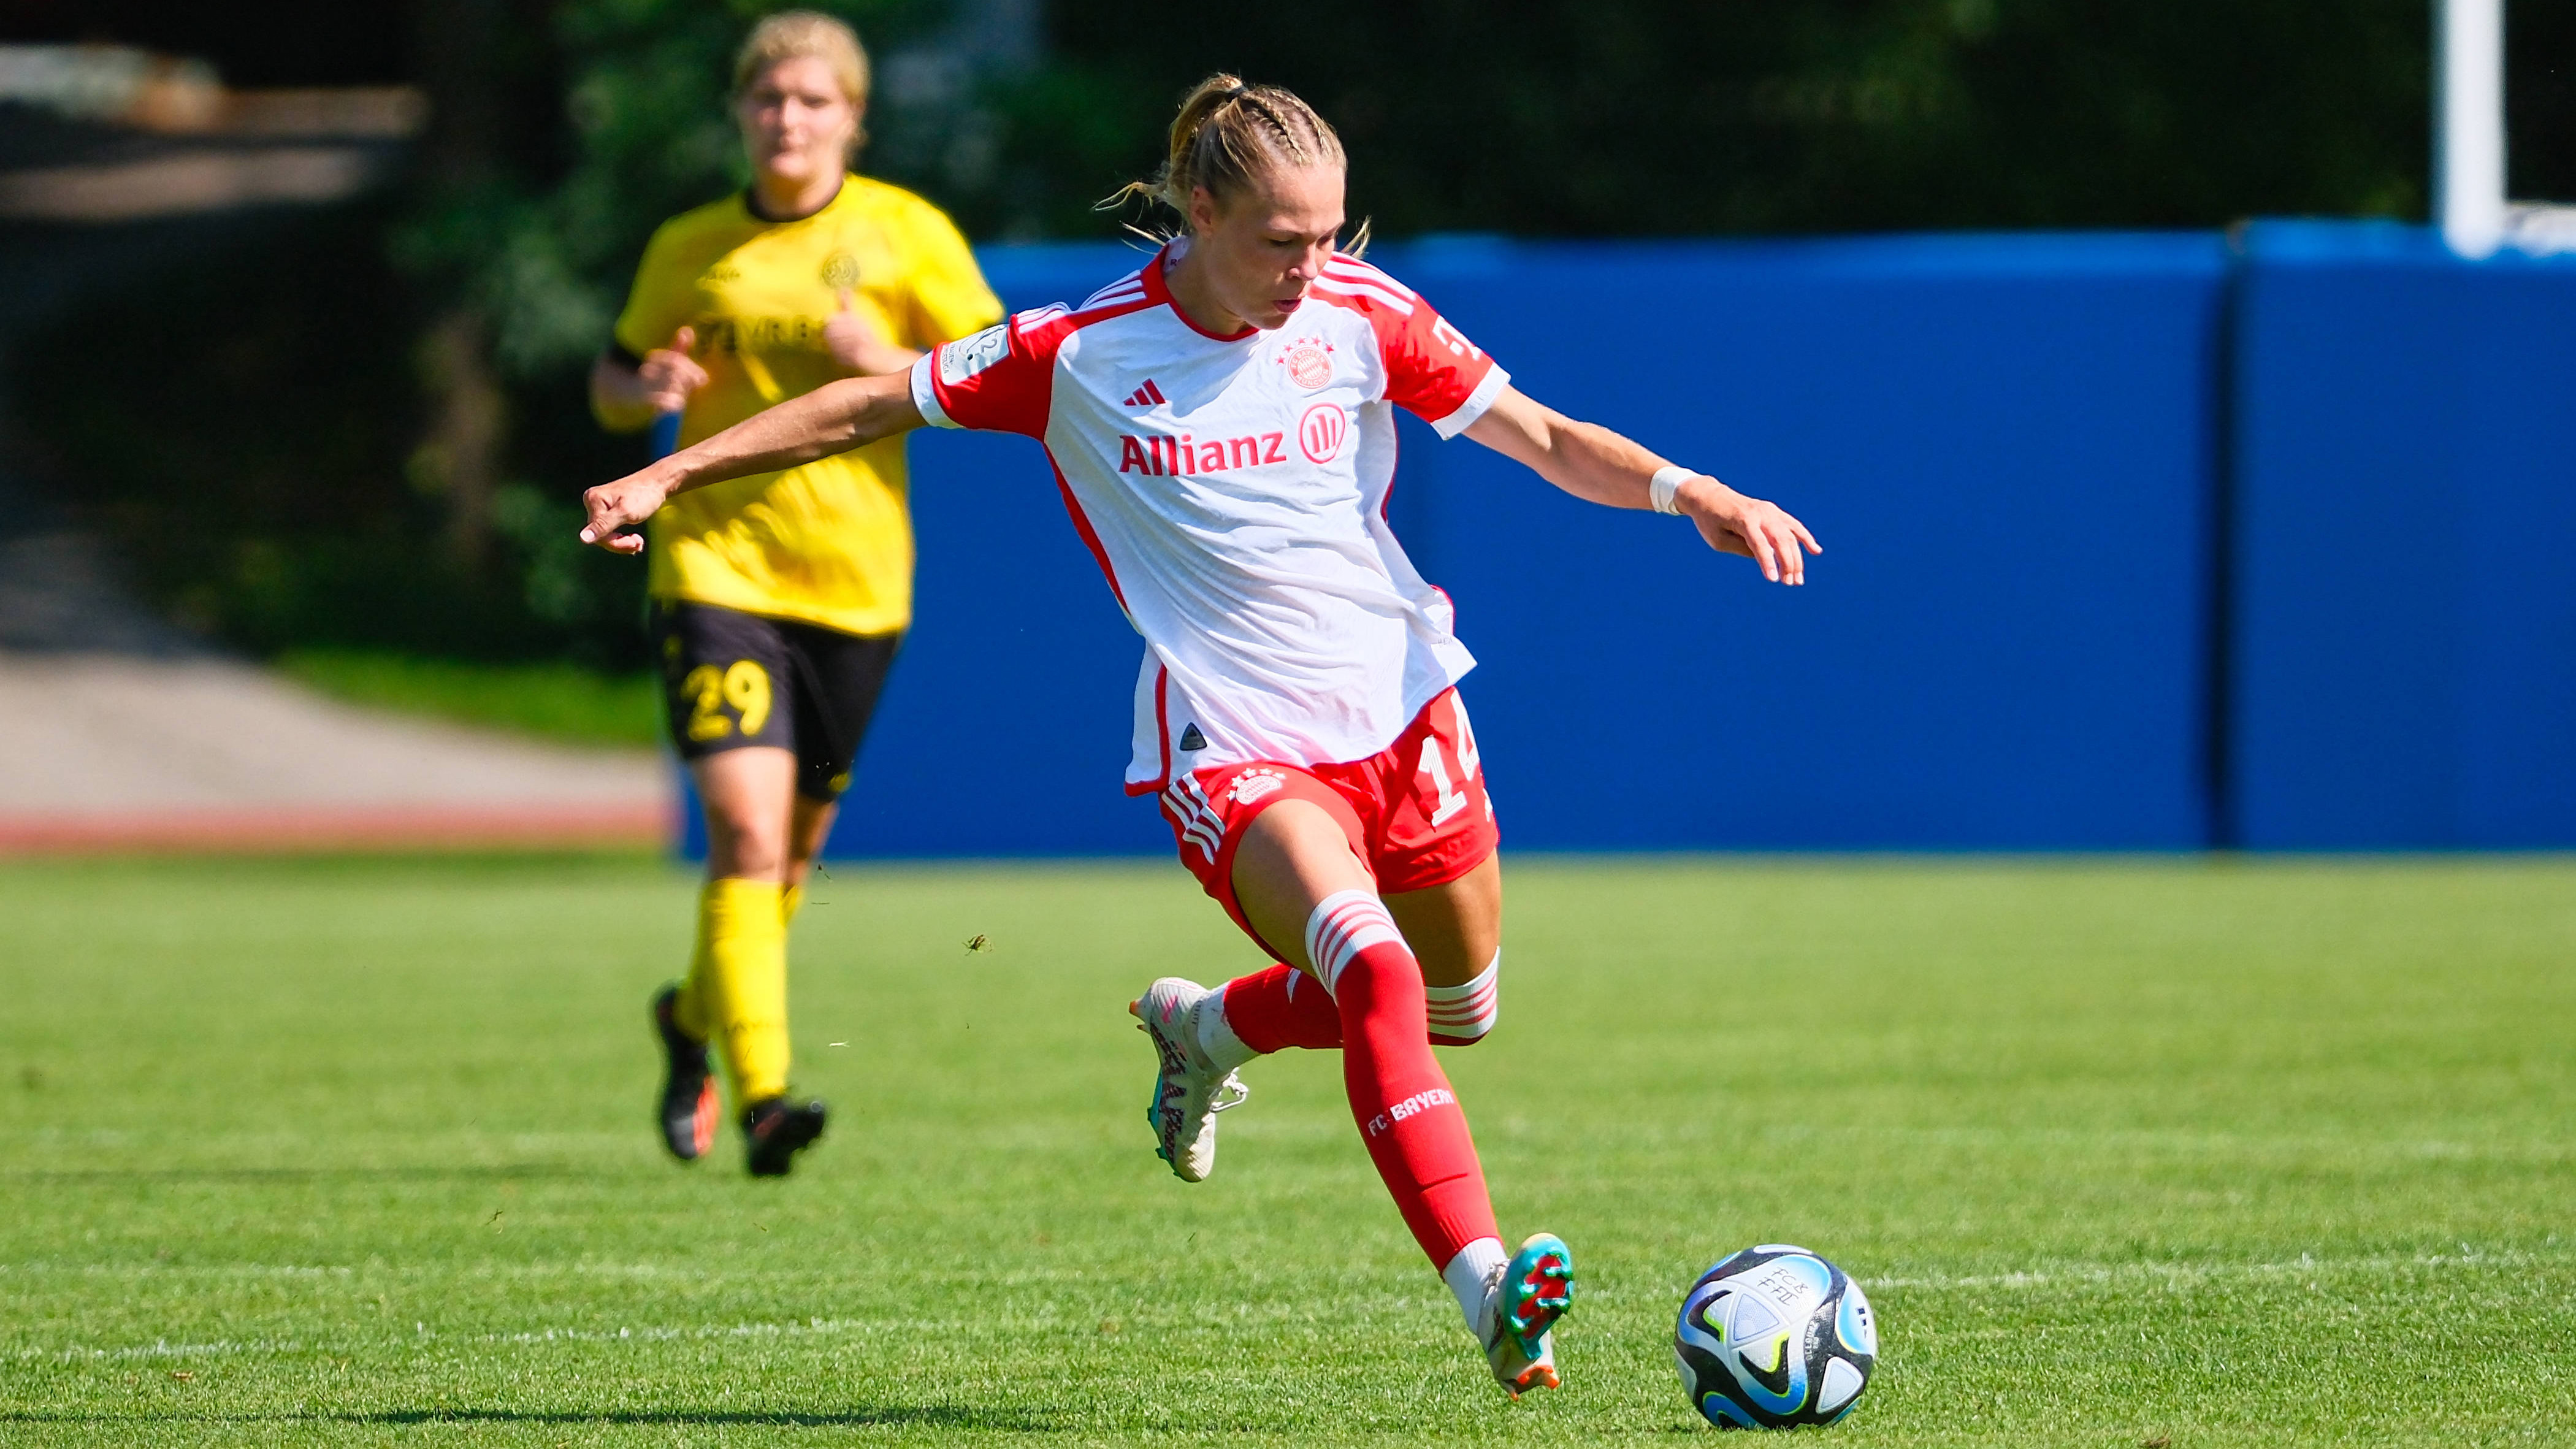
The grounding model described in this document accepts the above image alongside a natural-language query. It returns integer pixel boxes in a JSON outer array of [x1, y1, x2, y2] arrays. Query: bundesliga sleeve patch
[[939, 324, 1011, 384]]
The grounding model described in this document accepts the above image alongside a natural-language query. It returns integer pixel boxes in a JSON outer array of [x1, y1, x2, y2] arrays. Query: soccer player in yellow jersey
[[589, 10, 1003, 1176]]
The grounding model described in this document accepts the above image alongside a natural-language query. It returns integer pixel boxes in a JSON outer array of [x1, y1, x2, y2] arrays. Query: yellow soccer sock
[[697, 877, 791, 1105], [673, 938, 712, 1041]]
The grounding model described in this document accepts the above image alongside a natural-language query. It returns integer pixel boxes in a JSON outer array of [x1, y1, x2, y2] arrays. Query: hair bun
[[1107, 74, 1345, 228]]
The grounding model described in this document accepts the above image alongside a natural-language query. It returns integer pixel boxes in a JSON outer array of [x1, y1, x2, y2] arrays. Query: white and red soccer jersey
[[909, 245, 1510, 793]]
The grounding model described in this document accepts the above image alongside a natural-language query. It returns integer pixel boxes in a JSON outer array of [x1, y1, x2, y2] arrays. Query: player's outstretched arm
[[578, 371, 924, 554], [1462, 386, 1819, 585]]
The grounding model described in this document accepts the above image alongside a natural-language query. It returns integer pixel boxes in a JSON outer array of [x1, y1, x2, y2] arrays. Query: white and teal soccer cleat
[[1128, 977, 1248, 1183], [1481, 1233, 1575, 1399]]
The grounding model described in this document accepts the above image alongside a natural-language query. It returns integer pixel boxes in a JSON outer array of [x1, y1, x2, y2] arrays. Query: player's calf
[[1210, 962, 1343, 1051]]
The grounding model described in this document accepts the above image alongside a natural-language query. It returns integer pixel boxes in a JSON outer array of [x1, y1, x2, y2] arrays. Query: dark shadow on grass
[[2, 1405, 1049, 1429]]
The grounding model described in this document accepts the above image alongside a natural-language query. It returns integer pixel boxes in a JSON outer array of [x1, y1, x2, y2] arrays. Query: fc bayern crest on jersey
[[1274, 335, 1336, 390], [1299, 403, 1349, 464]]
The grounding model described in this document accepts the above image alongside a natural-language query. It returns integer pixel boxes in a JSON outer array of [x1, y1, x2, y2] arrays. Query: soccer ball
[[1674, 1245, 1877, 1429]]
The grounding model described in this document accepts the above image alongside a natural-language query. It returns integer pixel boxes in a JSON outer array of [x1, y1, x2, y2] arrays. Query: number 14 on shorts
[[1421, 695, 1486, 826]]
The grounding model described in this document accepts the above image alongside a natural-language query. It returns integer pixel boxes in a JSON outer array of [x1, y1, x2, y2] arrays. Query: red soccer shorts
[[1156, 688, 1499, 958]]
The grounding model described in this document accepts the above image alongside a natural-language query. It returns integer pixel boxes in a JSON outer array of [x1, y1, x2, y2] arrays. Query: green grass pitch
[[2, 854, 2570, 1446]]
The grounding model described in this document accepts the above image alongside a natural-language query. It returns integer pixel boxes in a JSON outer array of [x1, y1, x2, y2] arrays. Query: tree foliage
[[19, 0, 2573, 666], [999, 1, 2431, 239], [417, 0, 952, 381]]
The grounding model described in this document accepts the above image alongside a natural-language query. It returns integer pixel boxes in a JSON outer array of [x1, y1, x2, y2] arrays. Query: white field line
[[1864, 1246, 2566, 1293], [17, 1248, 2567, 1365], [1638, 1122, 2576, 1164]]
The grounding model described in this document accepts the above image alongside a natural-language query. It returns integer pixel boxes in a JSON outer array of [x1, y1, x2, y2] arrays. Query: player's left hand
[[578, 470, 673, 555], [1681, 479, 1821, 585]]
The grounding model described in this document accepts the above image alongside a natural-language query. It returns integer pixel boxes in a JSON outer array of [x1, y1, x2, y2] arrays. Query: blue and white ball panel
[[1837, 1278, 1878, 1358], [1673, 1245, 1878, 1429]]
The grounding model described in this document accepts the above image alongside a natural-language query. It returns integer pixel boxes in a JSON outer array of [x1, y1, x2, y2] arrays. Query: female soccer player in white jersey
[[577, 75, 1818, 1399]]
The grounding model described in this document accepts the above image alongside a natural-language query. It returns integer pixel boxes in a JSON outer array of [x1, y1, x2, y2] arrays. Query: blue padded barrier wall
[[762, 233, 2230, 857], [1377, 234, 2228, 849], [2228, 223, 2576, 847]]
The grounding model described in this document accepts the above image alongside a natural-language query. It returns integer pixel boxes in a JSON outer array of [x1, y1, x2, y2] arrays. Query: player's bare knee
[[1384, 855, 1502, 989], [703, 807, 791, 880]]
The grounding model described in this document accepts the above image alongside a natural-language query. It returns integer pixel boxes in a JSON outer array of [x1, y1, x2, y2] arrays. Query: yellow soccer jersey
[[611, 174, 1003, 637]]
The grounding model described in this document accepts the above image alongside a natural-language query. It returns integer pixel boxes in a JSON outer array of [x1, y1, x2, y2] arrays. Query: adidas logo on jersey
[[1178, 724, 1207, 751], [1123, 379, 1168, 407], [1120, 431, 1287, 476]]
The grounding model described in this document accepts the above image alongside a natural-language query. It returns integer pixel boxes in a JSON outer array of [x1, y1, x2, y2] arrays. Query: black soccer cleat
[[743, 1095, 828, 1177], [652, 984, 720, 1162]]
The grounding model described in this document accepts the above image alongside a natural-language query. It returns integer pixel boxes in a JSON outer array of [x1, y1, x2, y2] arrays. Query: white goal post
[[2439, 0, 2576, 257]]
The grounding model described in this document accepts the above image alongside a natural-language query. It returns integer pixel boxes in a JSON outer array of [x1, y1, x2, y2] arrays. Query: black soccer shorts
[[651, 600, 900, 803]]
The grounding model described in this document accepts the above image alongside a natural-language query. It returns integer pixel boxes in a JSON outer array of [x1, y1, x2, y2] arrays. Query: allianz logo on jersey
[[1117, 402, 1350, 475], [1118, 430, 1285, 475]]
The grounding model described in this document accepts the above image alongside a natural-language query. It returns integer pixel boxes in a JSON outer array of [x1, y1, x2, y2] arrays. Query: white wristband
[[1649, 465, 1692, 516]]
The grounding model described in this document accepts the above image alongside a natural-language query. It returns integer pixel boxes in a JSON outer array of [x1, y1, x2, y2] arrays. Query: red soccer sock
[[1216, 963, 1343, 1054], [1308, 890, 1501, 1271]]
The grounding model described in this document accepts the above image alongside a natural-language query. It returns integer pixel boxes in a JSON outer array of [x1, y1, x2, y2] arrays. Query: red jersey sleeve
[[910, 305, 1066, 438], [1321, 258, 1512, 438]]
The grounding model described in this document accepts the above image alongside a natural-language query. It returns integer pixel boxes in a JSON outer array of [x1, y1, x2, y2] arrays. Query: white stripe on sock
[[1303, 890, 1404, 995], [1423, 952, 1500, 1041]]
